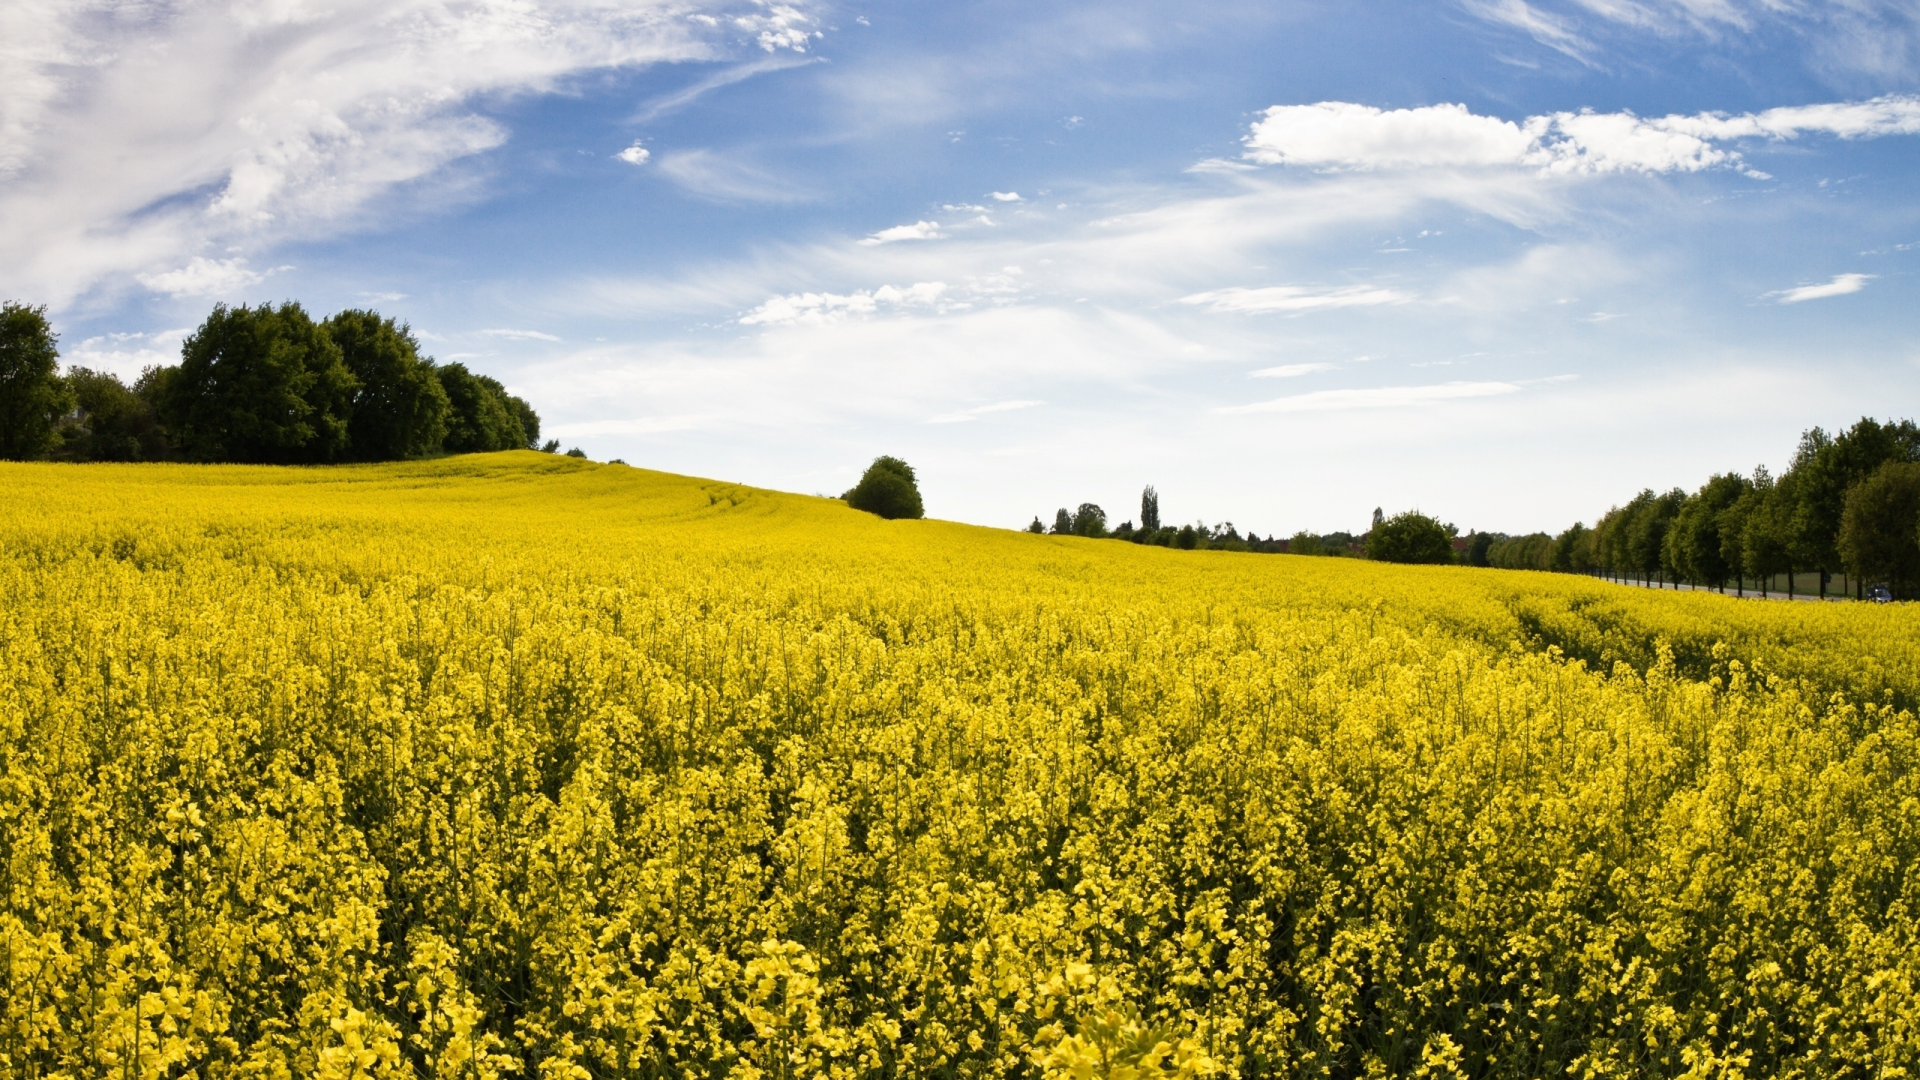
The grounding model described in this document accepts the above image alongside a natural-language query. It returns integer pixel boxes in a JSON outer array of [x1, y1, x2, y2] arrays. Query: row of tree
[[1028, 416, 1920, 596], [1467, 417, 1920, 598], [0, 301, 548, 464]]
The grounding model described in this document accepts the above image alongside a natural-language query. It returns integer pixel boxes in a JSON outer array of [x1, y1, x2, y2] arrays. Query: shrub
[[1367, 510, 1455, 564], [843, 456, 924, 519]]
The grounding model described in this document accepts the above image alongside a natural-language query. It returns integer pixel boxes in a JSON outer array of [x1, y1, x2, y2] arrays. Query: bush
[[843, 456, 924, 520], [1367, 511, 1455, 564]]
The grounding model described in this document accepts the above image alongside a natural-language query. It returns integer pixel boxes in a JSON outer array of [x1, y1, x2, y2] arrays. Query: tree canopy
[[1366, 511, 1455, 564], [0, 302, 67, 461], [843, 456, 925, 519]]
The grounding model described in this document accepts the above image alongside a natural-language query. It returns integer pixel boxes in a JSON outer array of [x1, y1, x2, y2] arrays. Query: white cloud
[[740, 281, 949, 325], [135, 257, 290, 299], [616, 142, 651, 165], [1220, 381, 1523, 413], [860, 220, 947, 245], [1250, 362, 1338, 378], [990, 191, 1023, 202], [928, 399, 1043, 423], [1459, 0, 1594, 62], [655, 148, 810, 203], [483, 328, 562, 341], [1181, 284, 1412, 314], [0, 0, 820, 306], [66, 328, 193, 382], [1768, 273, 1874, 303], [1244, 95, 1920, 175]]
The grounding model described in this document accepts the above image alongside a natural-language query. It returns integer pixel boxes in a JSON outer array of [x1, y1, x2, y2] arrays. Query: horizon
[[5, 0, 1918, 537]]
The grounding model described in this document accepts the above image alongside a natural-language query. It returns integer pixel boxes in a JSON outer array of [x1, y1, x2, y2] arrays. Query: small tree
[[0, 302, 68, 460], [53, 368, 169, 461], [1366, 510, 1454, 564], [1027, 517, 1045, 534], [1140, 486, 1160, 532], [1839, 461, 1920, 598], [1073, 503, 1107, 538], [1052, 508, 1073, 535], [843, 456, 924, 519]]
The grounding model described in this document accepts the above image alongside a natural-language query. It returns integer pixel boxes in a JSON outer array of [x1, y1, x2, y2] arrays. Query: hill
[[1, 453, 1916, 1078]]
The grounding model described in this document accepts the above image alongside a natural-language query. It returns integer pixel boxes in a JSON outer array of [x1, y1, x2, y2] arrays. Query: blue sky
[[6, 0, 1919, 535]]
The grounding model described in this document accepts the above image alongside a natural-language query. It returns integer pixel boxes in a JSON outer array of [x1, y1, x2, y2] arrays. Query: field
[[2, 453, 1917, 1080]]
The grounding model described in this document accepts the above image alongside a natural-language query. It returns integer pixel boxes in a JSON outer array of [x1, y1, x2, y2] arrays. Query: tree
[[1140, 486, 1160, 532], [1465, 532, 1495, 567], [1026, 517, 1045, 534], [158, 302, 357, 463], [53, 368, 168, 461], [1052, 509, 1073, 535], [1623, 489, 1683, 585], [437, 363, 524, 453], [1838, 461, 1920, 598], [0, 302, 68, 460], [1072, 503, 1107, 538], [843, 456, 924, 519], [1551, 523, 1592, 572], [1366, 511, 1454, 564], [1665, 473, 1749, 588], [323, 310, 450, 460], [1787, 419, 1920, 592], [1288, 531, 1324, 556]]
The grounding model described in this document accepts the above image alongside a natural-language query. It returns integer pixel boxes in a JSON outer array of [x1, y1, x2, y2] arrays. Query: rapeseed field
[[2, 452, 1915, 1080]]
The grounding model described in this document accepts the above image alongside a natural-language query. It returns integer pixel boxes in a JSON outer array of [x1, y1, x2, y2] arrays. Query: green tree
[[1665, 473, 1749, 588], [1052, 508, 1073, 535], [1787, 419, 1920, 592], [1026, 517, 1045, 534], [436, 363, 523, 453], [1072, 503, 1107, 538], [1465, 532, 1495, 568], [0, 302, 68, 460], [158, 302, 357, 463], [1838, 461, 1920, 598], [1140, 486, 1160, 531], [1287, 531, 1324, 556], [52, 368, 169, 461], [1551, 523, 1592, 572], [1366, 510, 1454, 564], [323, 310, 450, 460], [843, 456, 924, 519]]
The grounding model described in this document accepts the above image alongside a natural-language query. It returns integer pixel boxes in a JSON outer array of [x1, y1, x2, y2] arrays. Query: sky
[[4, 0, 1919, 537]]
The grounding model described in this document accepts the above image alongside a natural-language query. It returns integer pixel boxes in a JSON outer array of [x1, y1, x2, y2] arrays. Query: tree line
[[0, 300, 553, 464], [1464, 416, 1920, 599], [1026, 415, 1920, 598]]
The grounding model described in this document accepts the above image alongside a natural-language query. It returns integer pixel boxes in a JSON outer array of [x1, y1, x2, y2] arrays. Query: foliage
[[1839, 460, 1920, 598], [158, 302, 359, 463], [1140, 486, 1160, 532], [50, 367, 169, 462], [2, 454, 1918, 1079], [1073, 503, 1107, 538], [1366, 510, 1454, 563], [843, 455, 925, 520], [324, 310, 451, 461], [0, 301, 67, 460], [436, 363, 528, 454]]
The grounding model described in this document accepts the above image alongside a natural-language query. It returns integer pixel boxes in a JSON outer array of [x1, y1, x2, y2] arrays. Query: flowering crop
[[1, 453, 1916, 1079]]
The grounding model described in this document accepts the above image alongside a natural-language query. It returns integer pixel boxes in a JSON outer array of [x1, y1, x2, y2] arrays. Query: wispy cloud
[[1220, 380, 1522, 413], [655, 148, 812, 203], [483, 328, 562, 341], [1182, 284, 1412, 314], [1250, 362, 1339, 378], [630, 54, 823, 124], [1459, 0, 1594, 63], [0, 0, 822, 305], [1768, 273, 1874, 303], [928, 399, 1044, 423]]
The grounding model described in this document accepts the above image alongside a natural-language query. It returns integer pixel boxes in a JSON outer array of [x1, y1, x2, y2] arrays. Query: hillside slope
[[2, 453, 1916, 1078]]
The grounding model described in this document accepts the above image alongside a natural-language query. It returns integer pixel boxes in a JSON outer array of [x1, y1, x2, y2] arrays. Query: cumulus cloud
[[1181, 284, 1412, 314], [616, 142, 652, 165], [136, 257, 289, 299], [1244, 95, 1920, 174], [859, 220, 947, 245], [1220, 381, 1523, 413], [0, 0, 821, 306], [740, 281, 949, 326], [1768, 273, 1874, 303], [989, 191, 1023, 202]]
